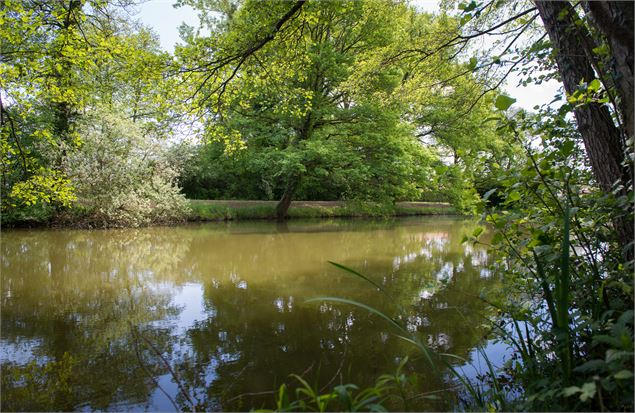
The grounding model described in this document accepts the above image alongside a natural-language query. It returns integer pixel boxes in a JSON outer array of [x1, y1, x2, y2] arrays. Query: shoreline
[[2, 200, 457, 230], [188, 200, 457, 222]]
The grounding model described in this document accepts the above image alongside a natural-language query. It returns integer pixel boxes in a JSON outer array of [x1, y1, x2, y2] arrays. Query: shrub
[[62, 108, 190, 228]]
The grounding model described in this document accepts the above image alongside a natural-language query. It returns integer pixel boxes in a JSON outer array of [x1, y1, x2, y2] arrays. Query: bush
[[62, 108, 190, 228]]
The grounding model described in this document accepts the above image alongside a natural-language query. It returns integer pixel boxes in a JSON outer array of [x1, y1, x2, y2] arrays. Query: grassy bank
[[1, 200, 456, 228], [188, 200, 456, 221]]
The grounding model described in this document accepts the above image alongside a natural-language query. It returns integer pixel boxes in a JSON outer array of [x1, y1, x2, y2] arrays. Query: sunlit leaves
[[9, 168, 77, 208]]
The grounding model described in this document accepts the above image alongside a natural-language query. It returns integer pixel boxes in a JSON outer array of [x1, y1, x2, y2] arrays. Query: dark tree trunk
[[535, 1, 633, 251], [585, 1, 634, 141], [535, 1, 627, 191], [275, 177, 299, 220]]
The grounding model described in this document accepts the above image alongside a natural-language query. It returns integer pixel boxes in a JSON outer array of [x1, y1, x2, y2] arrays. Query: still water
[[1, 217, 502, 411]]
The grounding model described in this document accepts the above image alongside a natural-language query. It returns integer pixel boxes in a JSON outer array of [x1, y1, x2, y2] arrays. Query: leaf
[[587, 79, 601, 92], [562, 386, 580, 397], [459, 1, 478, 13], [560, 140, 575, 156], [482, 188, 497, 201], [328, 261, 384, 291], [578, 382, 596, 402], [573, 359, 605, 373], [507, 191, 521, 202], [472, 227, 484, 238], [614, 370, 634, 380], [395, 335, 435, 368], [557, 7, 569, 21], [591, 334, 621, 348], [592, 44, 609, 56], [494, 94, 516, 110], [468, 56, 477, 70], [482, 116, 500, 124]]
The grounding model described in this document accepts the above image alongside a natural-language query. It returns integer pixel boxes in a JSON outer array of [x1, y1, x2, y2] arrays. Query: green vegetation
[[1, 0, 632, 411], [188, 200, 455, 221], [1, 0, 189, 228]]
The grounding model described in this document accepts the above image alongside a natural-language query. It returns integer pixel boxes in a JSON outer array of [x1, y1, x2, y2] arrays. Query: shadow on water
[[1, 217, 506, 411]]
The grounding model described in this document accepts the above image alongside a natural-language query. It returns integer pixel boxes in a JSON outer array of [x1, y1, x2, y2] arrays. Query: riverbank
[[1, 200, 457, 229], [188, 200, 456, 221]]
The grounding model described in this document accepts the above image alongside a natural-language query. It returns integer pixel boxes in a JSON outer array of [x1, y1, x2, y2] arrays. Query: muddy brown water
[[1, 217, 504, 411]]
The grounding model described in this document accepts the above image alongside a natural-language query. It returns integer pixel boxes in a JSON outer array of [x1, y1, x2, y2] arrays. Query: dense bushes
[[59, 109, 190, 228], [2, 109, 190, 228]]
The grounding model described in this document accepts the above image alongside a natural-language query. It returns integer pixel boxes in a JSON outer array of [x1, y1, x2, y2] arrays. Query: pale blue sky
[[134, 0, 561, 111]]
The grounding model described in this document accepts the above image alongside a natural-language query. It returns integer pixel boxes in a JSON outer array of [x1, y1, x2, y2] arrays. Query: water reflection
[[1, 217, 500, 411]]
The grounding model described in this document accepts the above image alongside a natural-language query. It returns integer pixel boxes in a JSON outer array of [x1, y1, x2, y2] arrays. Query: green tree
[[1, 0, 190, 226], [179, 0, 507, 215]]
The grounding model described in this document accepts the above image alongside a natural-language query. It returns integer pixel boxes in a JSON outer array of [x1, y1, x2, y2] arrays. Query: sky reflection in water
[[1, 217, 508, 411]]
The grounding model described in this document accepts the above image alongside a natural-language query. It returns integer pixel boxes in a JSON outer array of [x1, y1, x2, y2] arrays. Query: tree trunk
[[585, 1, 634, 142], [275, 177, 299, 220], [535, 1, 633, 250], [275, 88, 316, 220]]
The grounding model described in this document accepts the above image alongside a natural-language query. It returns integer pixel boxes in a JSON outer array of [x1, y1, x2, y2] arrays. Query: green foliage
[[268, 357, 419, 412], [494, 95, 516, 111], [1, 0, 113, 212], [479, 106, 634, 411], [1, 1, 190, 227], [187, 200, 454, 221], [59, 108, 190, 228], [176, 0, 501, 212]]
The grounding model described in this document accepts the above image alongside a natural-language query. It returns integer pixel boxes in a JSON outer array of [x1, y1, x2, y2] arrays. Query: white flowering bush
[[63, 108, 190, 227]]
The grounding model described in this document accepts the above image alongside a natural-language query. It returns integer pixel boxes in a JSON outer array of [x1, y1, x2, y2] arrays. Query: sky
[[134, 0, 562, 112]]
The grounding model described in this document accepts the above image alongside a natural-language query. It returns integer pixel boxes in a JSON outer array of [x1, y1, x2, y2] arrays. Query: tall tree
[[180, 0, 445, 218], [584, 1, 634, 142], [534, 0, 633, 249], [1, 0, 115, 212]]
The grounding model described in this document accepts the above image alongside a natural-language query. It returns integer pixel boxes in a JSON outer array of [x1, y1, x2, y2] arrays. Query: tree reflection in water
[[1, 218, 501, 411]]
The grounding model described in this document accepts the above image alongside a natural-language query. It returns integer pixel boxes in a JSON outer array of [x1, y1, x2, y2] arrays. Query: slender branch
[[186, 1, 306, 106]]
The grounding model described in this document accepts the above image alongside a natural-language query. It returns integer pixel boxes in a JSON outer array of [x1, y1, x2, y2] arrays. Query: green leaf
[[494, 95, 516, 110], [578, 382, 596, 402], [328, 261, 384, 291], [507, 191, 521, 202], [459, 1, 478, 13], [614, 370, 634, 380], [482, 188, 497, 201], [592, 44, 609, 56], [482, 116, 500, 124], [587, 79, 601, 92], [560, 140, 575, 156], [573, 359, 605, 373]]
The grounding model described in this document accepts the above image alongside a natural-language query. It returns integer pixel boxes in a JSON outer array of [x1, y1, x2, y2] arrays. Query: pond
[[1, 217, 504, 411]]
